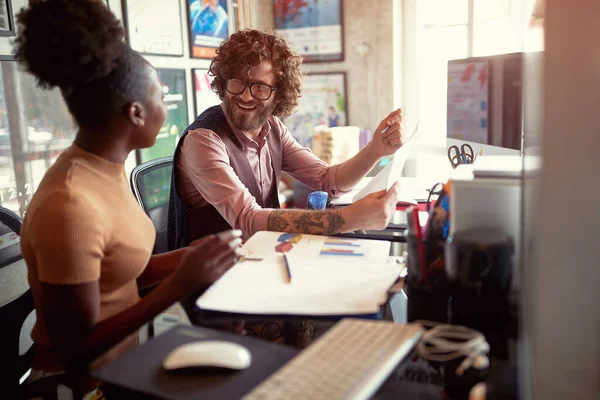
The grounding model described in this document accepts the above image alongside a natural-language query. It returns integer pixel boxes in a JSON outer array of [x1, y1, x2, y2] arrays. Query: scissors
[[447, 144, 474, 168]]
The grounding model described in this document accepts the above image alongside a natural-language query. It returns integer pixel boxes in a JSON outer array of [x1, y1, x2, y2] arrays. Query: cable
[[415, 320, 490, 376]]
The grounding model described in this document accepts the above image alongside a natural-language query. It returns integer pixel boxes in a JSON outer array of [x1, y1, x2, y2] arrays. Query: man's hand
[[347, 182, 401, 230], [367, 108, 403, 159]]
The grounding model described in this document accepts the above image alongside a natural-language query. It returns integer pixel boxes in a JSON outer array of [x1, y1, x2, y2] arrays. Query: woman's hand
[[170, 230, 242, 296]]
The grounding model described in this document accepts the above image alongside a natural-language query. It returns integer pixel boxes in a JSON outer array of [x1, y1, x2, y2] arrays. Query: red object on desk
[[397, 202, 430, 212], [411, 209, 428, 284]]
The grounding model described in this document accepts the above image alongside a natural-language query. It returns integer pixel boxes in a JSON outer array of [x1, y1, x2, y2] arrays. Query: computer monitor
[[447, 52, 528, 152]]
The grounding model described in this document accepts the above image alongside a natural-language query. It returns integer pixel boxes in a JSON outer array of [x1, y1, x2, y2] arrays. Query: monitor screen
[[447, 60, 490, 145], [447, 53, 525, 151]]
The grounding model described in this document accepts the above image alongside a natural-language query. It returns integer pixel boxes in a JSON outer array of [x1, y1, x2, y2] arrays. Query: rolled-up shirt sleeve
[[276, 118, 350, 198], [178, 129, 272, 237]]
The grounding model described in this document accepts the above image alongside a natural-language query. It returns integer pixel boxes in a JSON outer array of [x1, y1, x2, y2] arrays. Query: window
[[0, 61, 76, 217], [416, 0, 544, 146]]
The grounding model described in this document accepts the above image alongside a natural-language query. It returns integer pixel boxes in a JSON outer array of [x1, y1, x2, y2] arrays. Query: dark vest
[[168, 105, 282, 250]]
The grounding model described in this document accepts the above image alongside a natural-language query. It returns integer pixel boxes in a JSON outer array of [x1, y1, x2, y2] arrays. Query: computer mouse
[[162, 340, 252, 371]]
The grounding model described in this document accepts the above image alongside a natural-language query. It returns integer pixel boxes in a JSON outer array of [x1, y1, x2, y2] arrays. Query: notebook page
[[196, 253, 401, 316], [238, 231, 391, 263]]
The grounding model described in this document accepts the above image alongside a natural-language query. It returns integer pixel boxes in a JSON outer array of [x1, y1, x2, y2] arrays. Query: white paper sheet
[[196, 253, 402, 316], [352, 124, 419, 203]]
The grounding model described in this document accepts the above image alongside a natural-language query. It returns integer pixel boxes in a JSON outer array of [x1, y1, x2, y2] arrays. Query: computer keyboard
[[243, 318, 423, 400]]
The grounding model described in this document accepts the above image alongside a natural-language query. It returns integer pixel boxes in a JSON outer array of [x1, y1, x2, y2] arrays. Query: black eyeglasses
[[226, 79, 276, 101]]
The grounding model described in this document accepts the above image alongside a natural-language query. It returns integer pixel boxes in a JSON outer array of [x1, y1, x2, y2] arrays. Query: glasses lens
[[251, 84, 272, 100], [226, 79, 245, 95]]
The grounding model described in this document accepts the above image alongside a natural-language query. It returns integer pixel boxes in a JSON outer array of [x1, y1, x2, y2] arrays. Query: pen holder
[[405, 231, 449, 324], [404, 230, 448, 287], [445, 228, 514, 358]]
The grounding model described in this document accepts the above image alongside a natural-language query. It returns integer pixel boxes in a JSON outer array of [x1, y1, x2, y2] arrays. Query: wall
[[251, 0, 401, 131], [525, 0, 600, 398]]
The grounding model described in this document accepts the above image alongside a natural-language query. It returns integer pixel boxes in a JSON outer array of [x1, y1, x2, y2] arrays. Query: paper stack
[[196, 232, 401, 317]]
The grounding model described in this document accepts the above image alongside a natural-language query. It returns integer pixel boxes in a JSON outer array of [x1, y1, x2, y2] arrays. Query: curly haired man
[[168, 29, 405, 348], [169, 29, 405, 247]]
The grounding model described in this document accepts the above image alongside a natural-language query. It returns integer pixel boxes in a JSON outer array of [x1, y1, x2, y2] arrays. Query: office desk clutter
[[401, 175, 517, 399], [405, 182, 452, 287]]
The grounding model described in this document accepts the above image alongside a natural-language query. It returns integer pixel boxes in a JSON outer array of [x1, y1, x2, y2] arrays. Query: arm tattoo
[[267, 210, 346, 235], [326, 212, 345, 233], [267, 211, 290, 232]]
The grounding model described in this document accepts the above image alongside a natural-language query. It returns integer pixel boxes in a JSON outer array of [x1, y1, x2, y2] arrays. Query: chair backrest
[[130, 156, 173, 254], [0, 206, 36, 395]]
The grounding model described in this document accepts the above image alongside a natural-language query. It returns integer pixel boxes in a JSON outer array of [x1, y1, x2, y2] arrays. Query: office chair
[[130, 156, 173, 255], [0, 207, 36, 397], [131, 157, 190, 337]]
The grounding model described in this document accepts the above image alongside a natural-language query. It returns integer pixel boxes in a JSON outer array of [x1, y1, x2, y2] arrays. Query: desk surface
[[96, 323, 517, 400], [94, 325, 297, 400], [95, 325, 445, 400]]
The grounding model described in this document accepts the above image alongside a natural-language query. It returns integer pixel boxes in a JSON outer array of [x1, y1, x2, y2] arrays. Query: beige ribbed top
[[20, 144, 155, 371]]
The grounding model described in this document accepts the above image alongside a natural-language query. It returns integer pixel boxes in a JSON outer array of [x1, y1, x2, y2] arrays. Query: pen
[[282, 252, 292, 283]]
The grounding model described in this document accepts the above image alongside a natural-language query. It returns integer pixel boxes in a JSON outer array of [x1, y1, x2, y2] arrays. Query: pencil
[[282, 252, 292, 283]]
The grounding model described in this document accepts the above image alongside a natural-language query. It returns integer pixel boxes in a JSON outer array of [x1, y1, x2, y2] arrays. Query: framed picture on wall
[[0, 0, 15, 37], [122, 0, 184, 57], [192, 68, 221, 117], [137, 69, 189, 164], [186, 0, 230, 59], [273, 0, 344, 63], [283, 72, 347, 148]]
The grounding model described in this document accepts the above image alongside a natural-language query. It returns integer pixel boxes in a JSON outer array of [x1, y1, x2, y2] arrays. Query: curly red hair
[[209, 29, 303, 118]]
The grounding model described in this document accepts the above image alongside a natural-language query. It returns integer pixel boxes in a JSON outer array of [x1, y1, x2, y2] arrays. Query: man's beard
[[224, 96, 275, 132]]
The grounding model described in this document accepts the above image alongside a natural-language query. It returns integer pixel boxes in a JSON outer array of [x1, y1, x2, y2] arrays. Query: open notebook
[[196, 231, 401, 317]]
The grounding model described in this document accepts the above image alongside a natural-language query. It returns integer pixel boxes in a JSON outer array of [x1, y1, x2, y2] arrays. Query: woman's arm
[[42, 276, 185, 391], [136, 248, 186, 288], [40, 234, 240, 392]]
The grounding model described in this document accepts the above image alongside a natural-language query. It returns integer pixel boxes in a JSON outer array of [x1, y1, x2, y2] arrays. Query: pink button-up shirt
[[175, 104, 347, 237]]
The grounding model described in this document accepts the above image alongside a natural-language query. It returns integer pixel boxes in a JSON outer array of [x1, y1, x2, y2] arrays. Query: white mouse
[[163, 340, 252, 371]]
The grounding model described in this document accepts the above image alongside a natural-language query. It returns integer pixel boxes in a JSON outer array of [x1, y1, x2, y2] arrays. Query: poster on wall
[[447, 60, 490, 145], [192, 68, 221, 116], [187, 0, 230, 59], [123, 0, 184, 56], [273, 0, 343, 63], [284, 72, 347, 148], [138, 69, 189, 164]]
